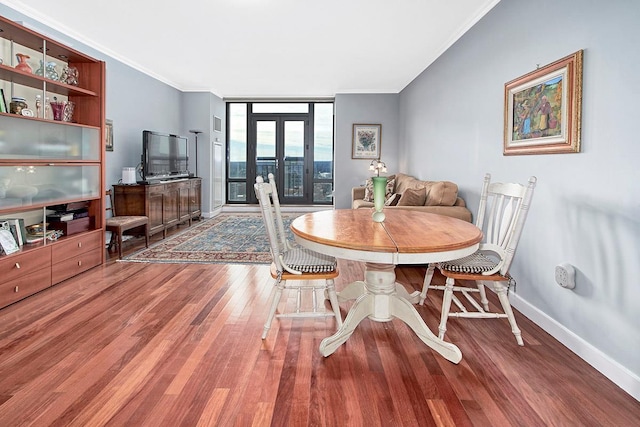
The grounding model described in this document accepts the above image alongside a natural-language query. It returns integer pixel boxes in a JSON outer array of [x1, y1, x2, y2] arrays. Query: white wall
[[399, 0, 640, 398]]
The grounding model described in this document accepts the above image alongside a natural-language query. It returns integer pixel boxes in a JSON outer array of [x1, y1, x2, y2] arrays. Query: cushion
[[394, 173, 424, 195], [440, 252, 497, 274], [363, 177, 395, 202], [397, 187, 427, 206], [425, 181, 459, 206], [384, 193, 400, 206], [282, 248, 337, 273]]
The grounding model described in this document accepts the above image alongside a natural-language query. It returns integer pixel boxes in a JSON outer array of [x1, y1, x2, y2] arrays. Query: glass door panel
[[283, 121, 304, 199], [256, 120, 276, 178], [250, 116, 309, 204]]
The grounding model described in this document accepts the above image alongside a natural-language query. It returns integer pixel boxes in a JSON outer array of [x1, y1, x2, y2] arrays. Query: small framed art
[[504, 50, 583, 155], [352, 124, 381, 159], [105, 119, 114, 152]]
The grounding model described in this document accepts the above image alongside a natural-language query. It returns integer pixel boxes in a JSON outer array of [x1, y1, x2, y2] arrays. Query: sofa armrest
[[352, 186, 366, 201], [453, 197, 466, 207]]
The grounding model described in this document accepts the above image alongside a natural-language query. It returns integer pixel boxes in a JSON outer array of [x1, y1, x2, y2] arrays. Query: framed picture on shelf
[[352, 124, 381, 159], [504, 50, 583, 155], [0, 229, 19, 255], [0, 88, 7, 113], [105, 119, 114, 151]]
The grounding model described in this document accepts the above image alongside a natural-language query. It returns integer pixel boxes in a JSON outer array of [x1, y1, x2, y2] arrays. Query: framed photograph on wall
[[352, 124, 381, 159], [504, 50, 583, 155], [105, 119, 114, 152]]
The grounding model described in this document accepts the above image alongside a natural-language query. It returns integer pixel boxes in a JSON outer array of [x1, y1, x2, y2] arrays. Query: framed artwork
[[352, 124, 381, 159], [504, 50, 583, 155], [105, 119, 113, 151]]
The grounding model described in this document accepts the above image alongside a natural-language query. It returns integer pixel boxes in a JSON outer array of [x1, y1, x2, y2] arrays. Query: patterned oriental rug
[[120, 213, 297, 264]]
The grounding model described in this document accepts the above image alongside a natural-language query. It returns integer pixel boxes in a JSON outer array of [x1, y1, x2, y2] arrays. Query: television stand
[[113, 178, 202, 238]]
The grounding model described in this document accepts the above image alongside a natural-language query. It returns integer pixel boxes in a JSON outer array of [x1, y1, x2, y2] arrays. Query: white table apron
[[293, 234, 479, 364]]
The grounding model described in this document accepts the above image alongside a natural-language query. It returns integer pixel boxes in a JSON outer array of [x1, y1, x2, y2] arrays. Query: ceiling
[[2, 0, 499, 98]]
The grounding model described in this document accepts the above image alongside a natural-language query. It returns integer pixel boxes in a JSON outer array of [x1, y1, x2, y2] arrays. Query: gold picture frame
[[504, 50, 583, 155]]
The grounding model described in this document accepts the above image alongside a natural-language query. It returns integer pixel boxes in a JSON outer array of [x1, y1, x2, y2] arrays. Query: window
[[226, 101, 334, 205]]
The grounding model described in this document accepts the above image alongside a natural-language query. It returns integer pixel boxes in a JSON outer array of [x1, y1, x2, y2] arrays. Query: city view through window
[[227, 102, 334, 204]]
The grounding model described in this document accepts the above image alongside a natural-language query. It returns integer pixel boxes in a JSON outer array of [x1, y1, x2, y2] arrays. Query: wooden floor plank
[[0, 249, 638, 426]]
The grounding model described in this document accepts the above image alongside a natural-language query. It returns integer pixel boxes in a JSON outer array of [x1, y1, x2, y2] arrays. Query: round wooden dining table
[[290, 209, 483, 363]]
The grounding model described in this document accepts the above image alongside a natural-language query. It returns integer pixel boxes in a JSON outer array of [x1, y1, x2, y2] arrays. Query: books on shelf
[[46, 212, 75, 222]]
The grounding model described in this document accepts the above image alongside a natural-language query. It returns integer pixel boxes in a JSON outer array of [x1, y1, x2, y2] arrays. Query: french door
[[249, 115, 310, 204]]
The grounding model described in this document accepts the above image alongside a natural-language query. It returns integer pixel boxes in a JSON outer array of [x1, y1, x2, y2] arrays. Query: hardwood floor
[[0, 235, 638, 426]]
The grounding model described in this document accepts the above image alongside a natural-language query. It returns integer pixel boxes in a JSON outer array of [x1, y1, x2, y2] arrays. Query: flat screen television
[[141, 130, 189, 182]]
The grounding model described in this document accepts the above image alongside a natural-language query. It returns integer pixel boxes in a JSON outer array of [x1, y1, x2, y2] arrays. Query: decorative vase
[[50, 101, 65, 121], [45, 62, 59, 81], [15, 53, 32, 73], [60, 66, 79, 86], [63, 101, 75, 122], [35, 60, 44, 77], [372, 176, 387, 223]]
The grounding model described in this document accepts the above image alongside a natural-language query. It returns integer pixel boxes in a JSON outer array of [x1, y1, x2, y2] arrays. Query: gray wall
[[399, 0, 640, 391], [181, 92, 226, 216], [334, 93, 399, 209]]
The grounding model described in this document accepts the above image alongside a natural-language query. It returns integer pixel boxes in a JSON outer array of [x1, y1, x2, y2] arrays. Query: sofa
[[351, 173, 472, 222]]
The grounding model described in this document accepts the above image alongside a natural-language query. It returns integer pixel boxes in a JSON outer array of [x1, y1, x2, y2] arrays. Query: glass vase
[[372, 176, 387, 222], [50, 101, 65, 121]]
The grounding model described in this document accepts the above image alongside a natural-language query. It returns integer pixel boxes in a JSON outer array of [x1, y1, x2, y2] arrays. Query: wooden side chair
[[105, 189, 149, 259], [420, 173, 537, 345], [254, 173, 343, 339]]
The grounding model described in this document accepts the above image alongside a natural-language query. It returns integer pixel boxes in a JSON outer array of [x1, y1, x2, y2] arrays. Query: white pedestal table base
[[319, 263, 462, 363]]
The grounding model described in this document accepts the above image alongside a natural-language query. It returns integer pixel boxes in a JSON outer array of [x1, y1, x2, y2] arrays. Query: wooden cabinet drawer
[[52, 231, 102, 263], [148, 184, 165, 195], [52, 247, 102, 284], [0, 267, 52, 308], [0, 246, 52, 283]]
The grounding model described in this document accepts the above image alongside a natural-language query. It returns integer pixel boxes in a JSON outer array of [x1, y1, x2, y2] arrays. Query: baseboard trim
[[510, 293, 640, 401]]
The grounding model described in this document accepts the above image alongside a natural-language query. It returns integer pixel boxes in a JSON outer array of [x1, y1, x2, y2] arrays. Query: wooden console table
[[113, 178, 201, 238]]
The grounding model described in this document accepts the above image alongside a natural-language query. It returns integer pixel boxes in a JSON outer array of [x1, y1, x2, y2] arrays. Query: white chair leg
[[494, 282, 524, 346], [438, 277, 456, 340], [477, 280, 490, 311], [419, 264, 436, 305], [326, 279, 343, 328], [262, 279, 285, 339]]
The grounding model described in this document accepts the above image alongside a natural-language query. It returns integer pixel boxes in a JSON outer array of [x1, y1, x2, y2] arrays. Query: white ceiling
[[2, 0, 499, 98]]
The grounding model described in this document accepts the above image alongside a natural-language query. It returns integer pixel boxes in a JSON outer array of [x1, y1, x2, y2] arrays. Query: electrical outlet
[[555, 263, 576, 289]]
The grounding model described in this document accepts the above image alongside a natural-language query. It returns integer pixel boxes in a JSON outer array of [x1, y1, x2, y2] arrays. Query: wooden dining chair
[[420, 173, 537, 345], [254, 174, 342, 339], [105, 189, 149, 259]]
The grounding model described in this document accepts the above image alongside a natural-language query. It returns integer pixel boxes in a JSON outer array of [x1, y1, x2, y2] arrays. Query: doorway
[[251, 115, 310, 204], [227, 102, 334, 206]]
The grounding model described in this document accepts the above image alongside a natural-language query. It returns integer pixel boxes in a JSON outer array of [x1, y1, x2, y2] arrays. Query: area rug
[[120, 213, 297, 264]]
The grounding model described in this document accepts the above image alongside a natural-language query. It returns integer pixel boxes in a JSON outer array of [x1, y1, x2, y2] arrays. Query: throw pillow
[[384, 193, 400, 206], [363, 177, 396, 203], [424, 181, 458, 206], [397, 187, 427, 206]]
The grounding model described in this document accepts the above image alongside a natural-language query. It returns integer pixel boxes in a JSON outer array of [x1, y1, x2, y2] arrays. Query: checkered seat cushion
[[282, 248, 337, 273], [439, 251, 498, 274]]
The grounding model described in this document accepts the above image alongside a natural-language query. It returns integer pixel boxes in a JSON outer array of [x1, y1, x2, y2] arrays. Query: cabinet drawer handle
[[14, 286, 19, 293], [78, 242, 82, 248], [78, 260, 82, 267], [15, 262, 21, 269]]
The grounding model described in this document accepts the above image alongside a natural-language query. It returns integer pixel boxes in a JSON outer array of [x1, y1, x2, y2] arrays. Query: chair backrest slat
[[254, 174, 287, 272], [477, 174, 537, 275]]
